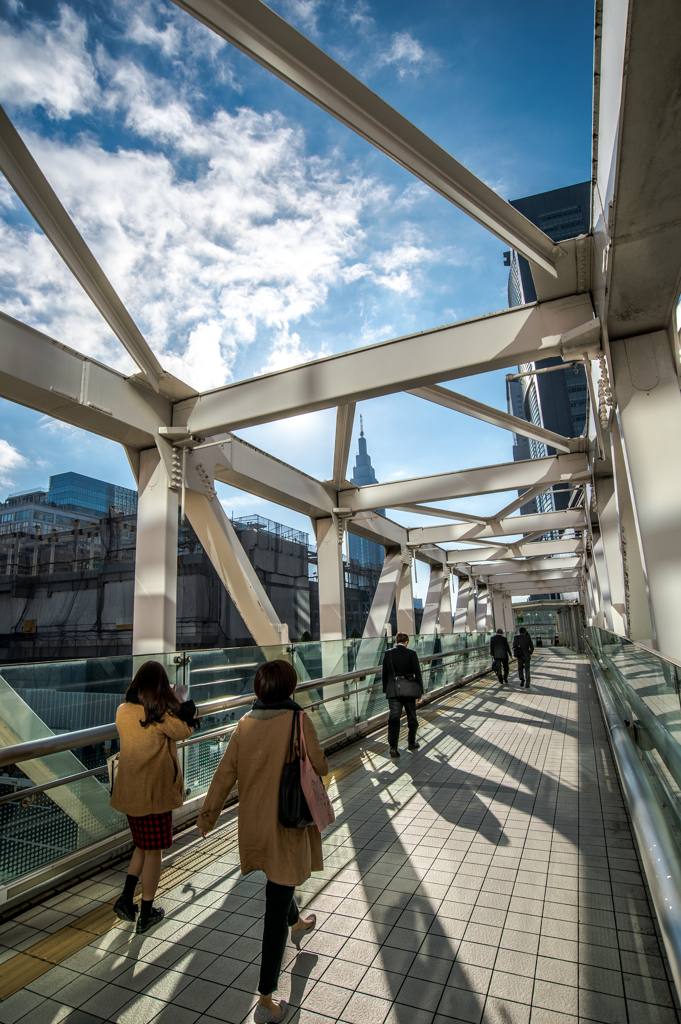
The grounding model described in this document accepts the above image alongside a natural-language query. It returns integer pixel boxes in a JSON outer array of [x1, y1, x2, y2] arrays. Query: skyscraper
[[347, 418, 384, 568], [505, 182, 591, 515]]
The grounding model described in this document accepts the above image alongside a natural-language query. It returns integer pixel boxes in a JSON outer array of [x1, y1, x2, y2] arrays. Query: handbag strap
[[298, 711, 308, 761], [288, 708, 298, 762]]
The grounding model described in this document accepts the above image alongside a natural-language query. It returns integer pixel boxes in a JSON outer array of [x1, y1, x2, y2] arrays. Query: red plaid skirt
[[127, 811, 173, 850]]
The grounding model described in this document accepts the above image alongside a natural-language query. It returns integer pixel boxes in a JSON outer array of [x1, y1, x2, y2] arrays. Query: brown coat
[[197, 709, 329, 886], [110, 703, 193, 817]]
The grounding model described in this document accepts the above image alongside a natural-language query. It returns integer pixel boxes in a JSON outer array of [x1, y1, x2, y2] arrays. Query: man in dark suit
[[490, 628, 512, 685], [513, 626, 535, 688], [382, 632, 424, 758]]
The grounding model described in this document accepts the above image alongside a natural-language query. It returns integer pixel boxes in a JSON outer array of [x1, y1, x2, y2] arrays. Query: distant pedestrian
[[197, 660, 328, 1023], [513, 627, 535, 688], [382, 632, 424, 757], [111, 661, 200, 933], [490, 628, 511, 685]]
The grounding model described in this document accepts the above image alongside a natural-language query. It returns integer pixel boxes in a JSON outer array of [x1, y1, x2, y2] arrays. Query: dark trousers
[[517, 655, 531, 684], [493, 658, 509, 683], [387, 697, 418, 749], [259, 880, 300, 995]]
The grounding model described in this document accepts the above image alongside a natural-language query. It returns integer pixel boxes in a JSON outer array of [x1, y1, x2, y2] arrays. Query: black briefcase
[[395, 674, 423, 699]]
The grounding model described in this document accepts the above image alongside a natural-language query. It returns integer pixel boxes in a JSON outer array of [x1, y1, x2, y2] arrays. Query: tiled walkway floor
[[1, 649, 679, 1024]]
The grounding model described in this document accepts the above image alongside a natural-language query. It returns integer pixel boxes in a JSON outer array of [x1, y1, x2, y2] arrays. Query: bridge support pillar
[[594, 473, 627, 636], [313, 516, 346, 641], [438, 570, 453, 633], [610, 416, 655, 644], [133, 448, 178, 655], [611, 331, 681, 658], [363, 548, 401, 638], [395, 557, 415, 635], [421, 565, 444, 633]]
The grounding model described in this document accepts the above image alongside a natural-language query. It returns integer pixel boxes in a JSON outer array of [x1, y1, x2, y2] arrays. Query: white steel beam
[[611, 331, 681, 658], [484, 570, 581, 586], [453, 576, 474, 632], [475, 585, 489, 631], [472, 556, 582, 575], [447, 539, 583, 563], [491, 485, 554, 522], [496, 581, 581, 596], [421, 565, 445, 634], [331, 403, 355, 490], [313, 516, 346, 641], [170, 0, 559, 276], [0, 106, 166, 391], [408, 384, 578, 453], [439, 573, 453, 634], [406, 507, 586, 546], [395, 558, 415, 635], [0, 311, 169, 448], [343, 453, 589, 513], [206, 436, 335, 520], [363, 549, 401, 639], [594, 476, 626, 634], [183, 487, 288, 648], [132, 448, 178, 655], [176, 295, 595, 436], [393, 504, 489, 526], [610, 417, 653, 642]]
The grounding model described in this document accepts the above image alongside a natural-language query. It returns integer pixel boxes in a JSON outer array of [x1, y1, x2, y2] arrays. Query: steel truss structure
[[1, 0, 680, 657]]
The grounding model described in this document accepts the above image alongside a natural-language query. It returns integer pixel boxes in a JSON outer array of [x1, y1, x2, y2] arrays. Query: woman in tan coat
[[198, 659, 328, 1024], [111, 661, 198, 934]]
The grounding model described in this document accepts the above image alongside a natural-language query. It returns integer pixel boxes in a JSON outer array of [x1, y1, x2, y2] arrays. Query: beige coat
[[110, 703, 193, 817], [197, 709, 329, 886]]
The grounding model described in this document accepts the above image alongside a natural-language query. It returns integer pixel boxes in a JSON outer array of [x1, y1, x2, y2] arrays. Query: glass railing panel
[[0, 631, 501, 890], [585, 626, 681, 845]]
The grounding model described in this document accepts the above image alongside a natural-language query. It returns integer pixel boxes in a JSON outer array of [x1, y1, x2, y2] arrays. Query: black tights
[[259, 880, 300, 995]]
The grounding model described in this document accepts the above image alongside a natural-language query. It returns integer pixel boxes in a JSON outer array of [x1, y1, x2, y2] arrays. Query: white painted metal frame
[[0, 0, 679, 660]]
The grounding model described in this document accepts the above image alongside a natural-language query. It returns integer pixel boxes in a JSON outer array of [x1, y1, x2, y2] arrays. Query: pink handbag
[[298, 711, 335, 832]]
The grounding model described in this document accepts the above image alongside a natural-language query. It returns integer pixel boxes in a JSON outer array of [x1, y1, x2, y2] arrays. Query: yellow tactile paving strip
[[0, 672, 495, 1002]]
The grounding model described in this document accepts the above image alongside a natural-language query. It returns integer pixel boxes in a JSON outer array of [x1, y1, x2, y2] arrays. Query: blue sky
[[0, 0, 595, 568]]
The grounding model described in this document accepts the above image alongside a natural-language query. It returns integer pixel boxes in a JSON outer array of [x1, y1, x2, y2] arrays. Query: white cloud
[[276, 0, 322, 35], [0, 5, 443, 393], [0, 6, 99, 118], [1, 93, 377, 385], [258, 325, 327, 375], [0, 439, 28, 485], [374, 31, 435, 80], [127, 13, 181, 57]]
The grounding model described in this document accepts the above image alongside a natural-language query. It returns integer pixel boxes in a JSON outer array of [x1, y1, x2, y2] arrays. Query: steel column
[[363, 548, 400, 639], [132, 448, 178, 655], [395, 557, 415, 635], [594, 473, 627, 636], [313, 516, 346, 641], [611, 332, 681, 656], [184, 488, 287, 647], [421, 565, 444, 634]]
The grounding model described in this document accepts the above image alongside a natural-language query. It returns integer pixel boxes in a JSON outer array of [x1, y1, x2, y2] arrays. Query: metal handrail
[[587, 643, 681, 997], [0, 644, 487, 768], [0, 765, 108, 807]]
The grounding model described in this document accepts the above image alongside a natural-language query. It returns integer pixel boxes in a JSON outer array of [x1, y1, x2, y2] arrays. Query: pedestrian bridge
[[1, 637, 680, 1023]]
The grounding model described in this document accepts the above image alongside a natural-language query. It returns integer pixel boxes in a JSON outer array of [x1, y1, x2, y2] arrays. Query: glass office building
[[45, 473, 137, 517], [505, 182, 591, 516], [1, 473, 137, 536]]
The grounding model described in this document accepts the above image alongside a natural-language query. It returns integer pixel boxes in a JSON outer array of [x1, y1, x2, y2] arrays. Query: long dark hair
[[125, 661, 181, 728]]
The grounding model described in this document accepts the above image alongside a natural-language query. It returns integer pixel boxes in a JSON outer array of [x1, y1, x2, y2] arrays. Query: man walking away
[[382, 632, 424, 758], [490, 628, 511, 686], [513, 627, 535, 688]]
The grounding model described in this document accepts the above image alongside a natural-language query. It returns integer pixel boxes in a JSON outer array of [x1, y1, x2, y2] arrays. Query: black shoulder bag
[[278, 711, 315, 829], [392, 651, 423, 700]]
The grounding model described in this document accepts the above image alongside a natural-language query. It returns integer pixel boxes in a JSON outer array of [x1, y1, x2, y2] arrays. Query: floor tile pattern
[[0, 649, 678, 1024]]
